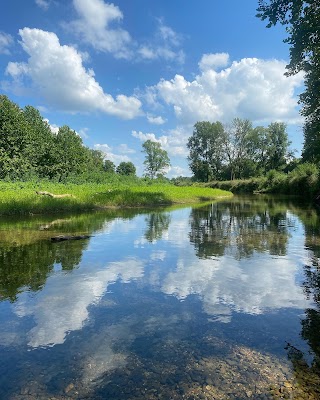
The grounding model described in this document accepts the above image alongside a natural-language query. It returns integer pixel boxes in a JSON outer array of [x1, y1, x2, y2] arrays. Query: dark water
[[0, 196, 320, 400]]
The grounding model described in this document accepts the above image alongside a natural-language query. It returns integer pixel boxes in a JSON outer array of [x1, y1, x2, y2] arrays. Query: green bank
[[0, 181, 232, 215]]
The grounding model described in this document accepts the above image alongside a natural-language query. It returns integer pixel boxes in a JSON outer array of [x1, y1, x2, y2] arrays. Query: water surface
[[0, 196, 319, 399]]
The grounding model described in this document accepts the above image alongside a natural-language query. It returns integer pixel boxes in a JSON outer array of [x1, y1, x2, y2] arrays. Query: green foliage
[[23, 105, 57, 178], [207, 162, 320, 197], [116, 161, 136, 176], [85, 149, 104, 173], [223, 118, 256, 180], [171, 176, 193, 186], [104, 159, 116, 173], [265, 122, 291, 170], [0, 95, 127, 183], [265, 170, 288, 192], [187, 121, 226, 181], [188, 118, 292, 182], [142, 139, 170, 179], [287, 163, 319, 196], [53, 125, 88, 182], [205, 177, 266, 194], [257, 1, 320, 163], [0, 95, 34, 178]]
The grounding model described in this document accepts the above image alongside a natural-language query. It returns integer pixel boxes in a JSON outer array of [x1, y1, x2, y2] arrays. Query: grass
[[0, 181, 233, 215]]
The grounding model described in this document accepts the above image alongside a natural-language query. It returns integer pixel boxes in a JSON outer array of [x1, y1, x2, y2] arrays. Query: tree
[[142, 140, 170, 179], [265, 122, 291, 170], [222, 118, 255, 180], [187, 121, 226, 182], [104, 159, 116, 173], [116, 161, 136, 176], [85, 149, 104, 173], [0, 95, 34, 179], [23, 105, 56, 178], [256, 1, 320, 162], [187, 118, 292, 181], [53, 125, 88, 181]]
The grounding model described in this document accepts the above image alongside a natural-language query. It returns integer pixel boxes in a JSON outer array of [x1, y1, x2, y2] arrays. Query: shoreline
[[0, 182, 233, 216]]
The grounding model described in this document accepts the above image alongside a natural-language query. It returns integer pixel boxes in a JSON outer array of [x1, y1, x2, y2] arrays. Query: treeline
[[0, 95, 137, 182], [187, 118, 295, 182]]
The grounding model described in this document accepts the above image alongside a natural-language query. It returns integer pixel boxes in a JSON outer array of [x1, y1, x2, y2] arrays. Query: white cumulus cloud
[[147, 114, 166, 125], [152, 54, 304, 124], [199, 52, 230, 71], [5, 28, 142, 119], [69, 0, 132, 59], [66, 2, 184, 64]]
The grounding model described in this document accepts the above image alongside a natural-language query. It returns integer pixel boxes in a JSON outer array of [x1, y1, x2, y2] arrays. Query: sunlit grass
[[0, 181, 232, 215]]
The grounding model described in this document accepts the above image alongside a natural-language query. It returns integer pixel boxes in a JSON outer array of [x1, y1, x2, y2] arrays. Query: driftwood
[[51, 235, 92, 243], [36, 190, 75, 199]]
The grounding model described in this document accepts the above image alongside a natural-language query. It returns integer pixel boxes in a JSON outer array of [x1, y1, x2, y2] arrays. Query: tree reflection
[[189, 198, 290, 259], [284, 259, 320, 398], [0, 210, 139, 302], [281, 205, 320, 398], [301, 213, 320, 374], [144, 211, 171, 242]]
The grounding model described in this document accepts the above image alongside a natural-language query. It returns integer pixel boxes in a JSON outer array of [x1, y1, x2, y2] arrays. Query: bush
[[288, 163, 319, 196]]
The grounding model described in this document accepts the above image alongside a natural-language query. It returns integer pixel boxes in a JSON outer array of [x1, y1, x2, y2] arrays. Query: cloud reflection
[[160, 255, 310, 322], [14, 258, 144, 347]]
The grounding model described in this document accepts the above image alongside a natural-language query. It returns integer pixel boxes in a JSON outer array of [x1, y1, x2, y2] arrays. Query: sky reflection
[[0, 203, 315, 351]]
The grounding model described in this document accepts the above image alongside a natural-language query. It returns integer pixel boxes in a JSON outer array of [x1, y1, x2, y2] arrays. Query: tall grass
[[0, 181, 232, 215]]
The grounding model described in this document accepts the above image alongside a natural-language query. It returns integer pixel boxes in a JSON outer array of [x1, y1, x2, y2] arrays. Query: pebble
[[64, 383, 75, 393]]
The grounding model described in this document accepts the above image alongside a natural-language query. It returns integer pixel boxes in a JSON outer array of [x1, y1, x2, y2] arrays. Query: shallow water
[[0, 196, 320, 399]]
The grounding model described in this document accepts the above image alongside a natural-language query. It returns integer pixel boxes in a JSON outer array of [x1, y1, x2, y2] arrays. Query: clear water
[[0, 196, 319, 399]]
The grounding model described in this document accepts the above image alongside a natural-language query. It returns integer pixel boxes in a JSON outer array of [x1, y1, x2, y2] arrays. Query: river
[[0, 196, 319, 399]]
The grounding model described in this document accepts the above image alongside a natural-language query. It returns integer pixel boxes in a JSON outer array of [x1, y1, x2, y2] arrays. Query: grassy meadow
[[0, 181, 232, 215]]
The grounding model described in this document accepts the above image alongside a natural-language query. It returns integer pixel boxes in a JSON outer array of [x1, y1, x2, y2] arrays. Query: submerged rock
[[50, 235, 92, 242]]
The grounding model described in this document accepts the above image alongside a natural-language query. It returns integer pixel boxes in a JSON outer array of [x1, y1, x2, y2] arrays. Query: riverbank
[[202, 164, 320, 199], [0, 181, 232, 215]]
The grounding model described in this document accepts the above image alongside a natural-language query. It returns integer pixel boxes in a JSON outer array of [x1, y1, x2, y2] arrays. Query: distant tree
[[222, 118, 255, 180], [142, 140, 170, 179], [171, 176, 193, 186], [85, 149, 104, 172], [256, 1, 320, 163], [104, 159, 116, 173], [187, 121, 226, 182], [187, 118, 292, 181], [116, 161, 136, 176]]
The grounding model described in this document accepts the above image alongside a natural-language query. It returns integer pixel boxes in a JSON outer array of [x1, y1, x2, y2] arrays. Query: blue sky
[[0, 0, 305, 177]]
